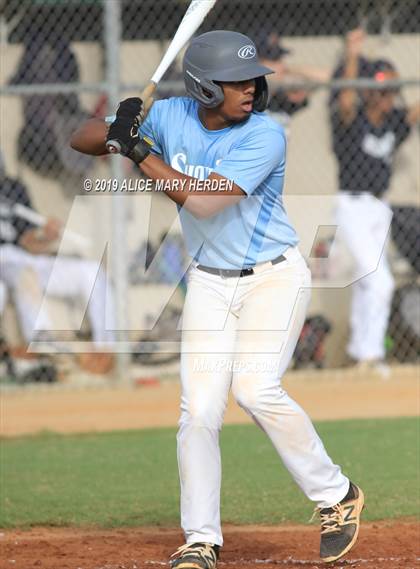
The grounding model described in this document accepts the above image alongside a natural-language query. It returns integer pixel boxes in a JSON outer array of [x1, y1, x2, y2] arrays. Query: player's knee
[[81, 260, 104, 282], [369, 269, 395, 300], [232, 380, 260, 414], [77, 261, 109, 299], [233, 376, 290, 415], [382, 271, 395, 298], [181, 398, 225, 430]]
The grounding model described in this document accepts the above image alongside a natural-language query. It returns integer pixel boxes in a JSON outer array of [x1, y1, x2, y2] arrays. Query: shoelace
[[319, 505, 344, 535], [171, 542, 217, 561]]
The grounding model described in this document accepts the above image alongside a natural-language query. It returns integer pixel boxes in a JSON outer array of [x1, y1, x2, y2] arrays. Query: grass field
[[1, 417, 418, 529]]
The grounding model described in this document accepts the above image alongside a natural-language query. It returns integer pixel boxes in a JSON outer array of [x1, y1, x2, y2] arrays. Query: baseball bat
[[106, 0, 217, 153], [14, 204, 90, 249], [0, 197, 90, 249]]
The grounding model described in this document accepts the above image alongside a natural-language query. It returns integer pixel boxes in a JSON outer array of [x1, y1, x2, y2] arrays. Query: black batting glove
[[116, 97, 144, 121], [107, 97, 153, 164]]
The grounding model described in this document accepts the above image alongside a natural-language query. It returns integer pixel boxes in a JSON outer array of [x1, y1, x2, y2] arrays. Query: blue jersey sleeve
[[213, 126, 286, 195], [139, 100, 165, 155]]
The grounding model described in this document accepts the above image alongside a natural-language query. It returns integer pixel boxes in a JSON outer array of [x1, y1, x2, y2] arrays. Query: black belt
[[196, 254, 287, 278]]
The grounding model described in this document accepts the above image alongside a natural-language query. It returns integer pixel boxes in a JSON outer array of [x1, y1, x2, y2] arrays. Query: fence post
[[104, 0, 130, 380]]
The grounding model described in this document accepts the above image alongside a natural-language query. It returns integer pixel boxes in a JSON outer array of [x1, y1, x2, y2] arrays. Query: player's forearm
[[18, 230, 54, 255], [337, 53, 359, 125], [70, 119, 109, 156], [338, 29, 364, 125], [139, 154, 210, 217], [139, 154, 243, 218], [140, 154, 194, 199]]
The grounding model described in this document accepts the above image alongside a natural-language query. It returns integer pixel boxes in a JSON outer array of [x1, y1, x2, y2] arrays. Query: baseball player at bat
[[71, 31, 364, 567]]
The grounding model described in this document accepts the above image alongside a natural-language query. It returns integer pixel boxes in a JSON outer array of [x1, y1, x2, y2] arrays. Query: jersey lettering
[[171, 152, 222, 180], [361, 132, 396, 163]]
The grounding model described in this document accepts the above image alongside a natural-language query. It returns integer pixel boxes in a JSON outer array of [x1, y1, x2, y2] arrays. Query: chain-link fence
[[0, 0, 419, 384]]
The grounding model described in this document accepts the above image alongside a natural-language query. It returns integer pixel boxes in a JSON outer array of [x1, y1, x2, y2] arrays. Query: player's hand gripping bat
[[106, 0, 217, 154]]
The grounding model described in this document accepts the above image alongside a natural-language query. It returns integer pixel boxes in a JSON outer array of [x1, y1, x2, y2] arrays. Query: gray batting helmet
[[183, 30, 274, 112]]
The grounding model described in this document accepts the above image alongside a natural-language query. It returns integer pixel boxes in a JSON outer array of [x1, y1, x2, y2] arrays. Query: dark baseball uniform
[[331, 105, 412, 361]]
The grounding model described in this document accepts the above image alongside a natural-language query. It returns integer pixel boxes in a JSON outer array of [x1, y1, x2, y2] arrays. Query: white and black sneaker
[[318, 482, 364, 563], [170, 542, 219, 569]]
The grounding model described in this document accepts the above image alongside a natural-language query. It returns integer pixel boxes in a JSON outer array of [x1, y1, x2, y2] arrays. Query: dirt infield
[[2, 365, 418, 437], [2, 522, 419, 569], [2, 367, 418, 568]]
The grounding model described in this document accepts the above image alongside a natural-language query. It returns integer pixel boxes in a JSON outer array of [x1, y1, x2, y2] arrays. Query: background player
[[329, 28, 420, 375], [71, 30, 364, 567], [0, 158, 115, 370], [256, 29, 330, 132]]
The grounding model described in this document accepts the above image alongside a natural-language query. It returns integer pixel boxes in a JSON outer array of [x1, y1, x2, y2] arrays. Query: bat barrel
[[105, 0, 216, 153]]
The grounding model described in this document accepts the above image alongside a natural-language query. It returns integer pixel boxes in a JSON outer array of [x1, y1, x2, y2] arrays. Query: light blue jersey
[[140, 97, 298, 269]]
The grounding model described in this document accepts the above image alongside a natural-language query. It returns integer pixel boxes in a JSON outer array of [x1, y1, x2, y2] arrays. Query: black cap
[[365, 58, 398, 80]]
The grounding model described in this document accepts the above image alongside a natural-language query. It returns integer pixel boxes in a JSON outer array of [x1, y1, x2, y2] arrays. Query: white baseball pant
[[0, 244, 115, 346], [0, 280, 7, 315], [179, 246, 349, 546], [336, 193, 394, 361]]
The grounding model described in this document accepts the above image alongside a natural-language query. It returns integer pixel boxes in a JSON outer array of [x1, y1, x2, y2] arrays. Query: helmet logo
[[238, 45, 256, 59]]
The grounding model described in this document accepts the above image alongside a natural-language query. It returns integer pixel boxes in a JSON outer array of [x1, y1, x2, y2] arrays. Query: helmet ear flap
[[184, 71, 225, 109], [201, 80, 224, 109], [253, 76, 269, 112]]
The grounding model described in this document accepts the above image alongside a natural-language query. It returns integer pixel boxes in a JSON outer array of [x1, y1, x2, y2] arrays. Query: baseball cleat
[[318, 482, 364, 563], [170, 542, 219, 569]]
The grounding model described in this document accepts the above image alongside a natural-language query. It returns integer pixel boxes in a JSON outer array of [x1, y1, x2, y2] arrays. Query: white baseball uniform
[[140, 97, 349, 546], [0, 176, 115, 346]]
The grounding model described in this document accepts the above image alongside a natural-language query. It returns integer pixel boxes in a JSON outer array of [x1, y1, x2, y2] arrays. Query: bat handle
[[141, 81, 157, 104], [106, 140, 122, 154]]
